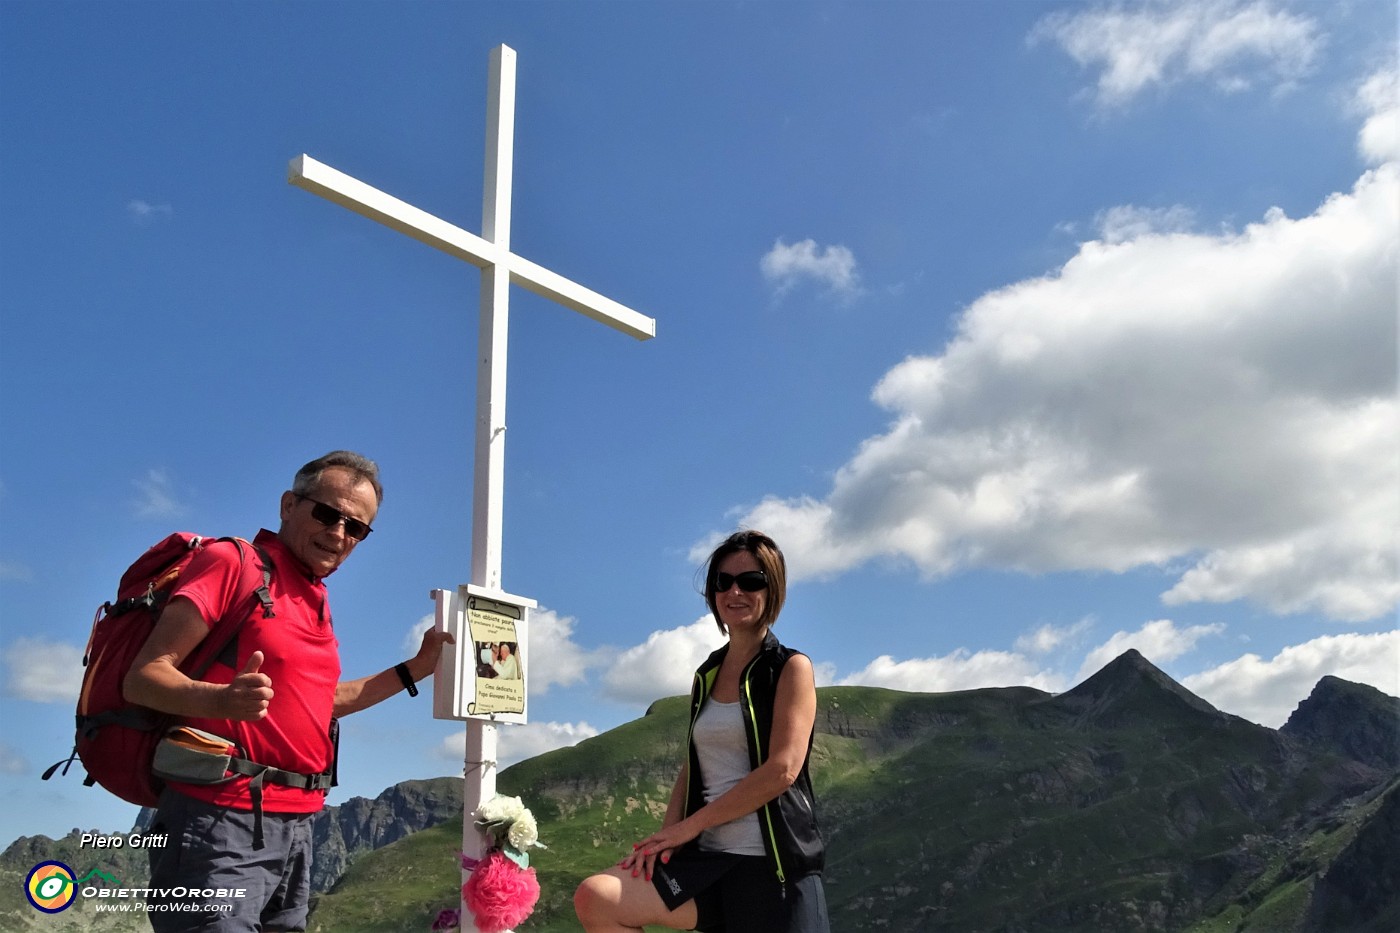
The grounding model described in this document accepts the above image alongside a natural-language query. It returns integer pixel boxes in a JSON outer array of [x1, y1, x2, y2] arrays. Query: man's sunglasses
[[714, 570, 768, 593], [298, 495, 374, 541]]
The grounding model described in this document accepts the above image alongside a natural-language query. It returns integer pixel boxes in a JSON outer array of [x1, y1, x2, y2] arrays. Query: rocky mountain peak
[[1045, 648, 1223, 727], [1281, 675, 1400, 772]]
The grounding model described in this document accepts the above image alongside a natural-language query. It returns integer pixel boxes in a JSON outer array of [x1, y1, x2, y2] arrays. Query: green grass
[[304, 680, 1393, 933], [308, 821, 462, 933]]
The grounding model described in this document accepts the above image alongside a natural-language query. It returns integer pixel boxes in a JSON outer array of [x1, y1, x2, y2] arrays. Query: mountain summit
[[5, 653, 1395, 932], [1282, 674, 1400, 772], [313, 652, 1396, 932], [1043, 647, 1223, 727]]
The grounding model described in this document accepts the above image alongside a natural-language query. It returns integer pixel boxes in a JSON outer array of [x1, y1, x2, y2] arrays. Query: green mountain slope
[[7, 653, 1391, 931], [309, 651, 1396, 932]]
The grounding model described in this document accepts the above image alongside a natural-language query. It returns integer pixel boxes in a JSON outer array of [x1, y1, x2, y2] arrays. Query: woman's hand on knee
[[620, 845, 673, 882], [629, 820, 698, 876]]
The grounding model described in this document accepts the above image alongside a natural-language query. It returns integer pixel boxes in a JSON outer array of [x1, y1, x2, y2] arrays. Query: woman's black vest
[[684, 629, 825, 882]]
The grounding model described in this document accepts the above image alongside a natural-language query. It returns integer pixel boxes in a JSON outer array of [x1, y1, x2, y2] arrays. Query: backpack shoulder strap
[[186, 537, 276, 679], [231, 537, 275, 621]]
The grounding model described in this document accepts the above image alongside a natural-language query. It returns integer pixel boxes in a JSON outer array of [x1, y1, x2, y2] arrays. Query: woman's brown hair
[[702, 529, 787, 634]]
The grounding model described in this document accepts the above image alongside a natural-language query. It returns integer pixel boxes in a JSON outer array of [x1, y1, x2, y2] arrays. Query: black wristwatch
[[394, 662, 418, 697]]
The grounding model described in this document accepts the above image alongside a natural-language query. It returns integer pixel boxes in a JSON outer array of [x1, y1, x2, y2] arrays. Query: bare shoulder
[[781, 651, 815, 681], [776, 652, 817, 705]]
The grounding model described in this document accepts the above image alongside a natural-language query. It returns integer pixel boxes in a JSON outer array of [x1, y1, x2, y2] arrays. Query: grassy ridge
[[311, 698, 691, 932], [309, 661, 1394, 932]]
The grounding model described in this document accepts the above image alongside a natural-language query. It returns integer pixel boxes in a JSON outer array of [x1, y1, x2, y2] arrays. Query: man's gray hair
[[292, 450, 384, 505]]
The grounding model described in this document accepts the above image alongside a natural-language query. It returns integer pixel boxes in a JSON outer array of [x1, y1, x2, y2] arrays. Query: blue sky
[[1, 0, 1396, 844]]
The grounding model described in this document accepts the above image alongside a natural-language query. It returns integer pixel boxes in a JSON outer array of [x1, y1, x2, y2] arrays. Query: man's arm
[[124, 596, 274, 721], [333, 628, 454, 718]]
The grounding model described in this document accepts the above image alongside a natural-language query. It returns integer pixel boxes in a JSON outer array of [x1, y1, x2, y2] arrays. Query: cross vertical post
[[463, 45, 513, 932], [288, 44, 654, 933], [474, 44, 514, 595]]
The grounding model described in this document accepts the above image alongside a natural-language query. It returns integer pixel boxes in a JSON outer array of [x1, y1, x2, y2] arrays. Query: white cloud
[[3, 637, 83, 703], [0, 743, 26, 775], [1032, 0, 1323, 107], [498, 720, 598, 768], [437, 720, 598, 769], [828, 625, 1396, 732], [600, 617, 727, 706], [1183, 631, 1400, 727], [1355, 67, 1399, 165], [1015, 618, 1094, 655], [760, 238, 861, 298], [133, 468, 185, 520], [1095, 204, 1197, 244], [721, 126, 1399, 621], [1075, 619, 1225, 682], [837, 649, 1063, 693], [522, 608, 607, 694], [402, 613, 437, 656], [127, 199, 173, 223], [0, 560, 34, 583], [406, 606, 603, 696]]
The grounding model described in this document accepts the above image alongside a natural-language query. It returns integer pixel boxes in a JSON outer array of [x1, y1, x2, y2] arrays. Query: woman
[[574, 530, 829, 933]]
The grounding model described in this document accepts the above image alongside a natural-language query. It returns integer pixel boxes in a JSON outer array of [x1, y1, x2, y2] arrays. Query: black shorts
[[650, 847, 829, 933]]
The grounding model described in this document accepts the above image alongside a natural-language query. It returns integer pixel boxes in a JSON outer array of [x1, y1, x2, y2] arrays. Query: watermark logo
[[25, 860, 77, 913], [24, 834, 240, 918], [22, 856, 244, 918]]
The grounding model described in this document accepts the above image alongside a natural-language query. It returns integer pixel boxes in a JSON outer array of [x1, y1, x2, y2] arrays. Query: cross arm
[[510, 255, 655, 340], [288, 154, 655, 342], [289, 154, 498, 270]]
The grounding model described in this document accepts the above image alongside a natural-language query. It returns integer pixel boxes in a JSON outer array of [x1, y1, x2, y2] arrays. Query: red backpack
[[43, 533, 274, 806]]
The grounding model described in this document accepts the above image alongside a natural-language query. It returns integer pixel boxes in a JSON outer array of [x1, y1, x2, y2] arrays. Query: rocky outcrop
[[9, 657, 1398, 932], [1282, 675, 1400, 772], [1304, 779, 1400, 932], [0, 777, 463, 923], [310, 777, 462, 892]]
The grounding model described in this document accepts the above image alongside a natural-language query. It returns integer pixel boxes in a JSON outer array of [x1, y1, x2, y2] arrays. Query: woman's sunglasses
[[298, 495, 374, 540], [714, 570, 768, 593]]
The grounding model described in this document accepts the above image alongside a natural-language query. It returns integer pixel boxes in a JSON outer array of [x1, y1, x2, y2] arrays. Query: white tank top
[[693, 698, 766, 855]]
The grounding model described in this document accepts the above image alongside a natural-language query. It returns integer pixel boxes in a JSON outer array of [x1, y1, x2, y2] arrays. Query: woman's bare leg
[[574, 866, 698, 933]]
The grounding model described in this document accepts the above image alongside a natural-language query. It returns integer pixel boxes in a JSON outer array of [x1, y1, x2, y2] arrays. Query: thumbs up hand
[[224, 650, 274, 720]]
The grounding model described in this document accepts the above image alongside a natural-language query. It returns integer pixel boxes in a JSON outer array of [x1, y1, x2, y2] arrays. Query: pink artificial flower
[[461, 849, 541, 933]]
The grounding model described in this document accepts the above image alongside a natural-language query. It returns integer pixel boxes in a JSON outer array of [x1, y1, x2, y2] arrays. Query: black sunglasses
[[714, 570, 768, 593], [297, 495, 373, 541]]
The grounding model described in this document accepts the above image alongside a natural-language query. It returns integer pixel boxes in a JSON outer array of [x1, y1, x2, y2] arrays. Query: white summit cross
[[288, 44, 654, 932]]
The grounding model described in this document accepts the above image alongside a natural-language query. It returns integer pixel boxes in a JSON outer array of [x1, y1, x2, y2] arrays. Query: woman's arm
[[662, 761, 688, 827], [621, 761, 690, 879], [630, 655, 817, 859]]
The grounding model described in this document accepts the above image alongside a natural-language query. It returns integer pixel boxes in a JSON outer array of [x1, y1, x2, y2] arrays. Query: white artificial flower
[[507, 809, 539, 850], [476, 794, 525, 825]]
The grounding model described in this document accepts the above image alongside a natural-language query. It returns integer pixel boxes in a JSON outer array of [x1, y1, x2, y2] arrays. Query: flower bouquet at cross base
[[432, 794, 547, 933]]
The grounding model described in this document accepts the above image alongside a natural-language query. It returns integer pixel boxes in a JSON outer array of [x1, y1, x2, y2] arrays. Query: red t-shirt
[[168, 529, 340, 813]]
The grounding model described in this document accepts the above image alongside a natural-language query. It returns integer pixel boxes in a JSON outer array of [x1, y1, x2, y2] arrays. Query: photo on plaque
[[466, 593, 525, 716]]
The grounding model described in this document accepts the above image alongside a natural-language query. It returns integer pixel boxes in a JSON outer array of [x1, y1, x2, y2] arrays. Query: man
[[125, 450, 452, 932], [492, 642, 520, 680]]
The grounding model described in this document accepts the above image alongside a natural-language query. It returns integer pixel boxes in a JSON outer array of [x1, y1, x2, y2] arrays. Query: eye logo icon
[[25, 860, 77, 913]]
